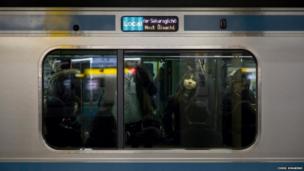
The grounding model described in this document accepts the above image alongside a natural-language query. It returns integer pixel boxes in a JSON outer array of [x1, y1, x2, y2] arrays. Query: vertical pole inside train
[[117, 50, 125, 148]]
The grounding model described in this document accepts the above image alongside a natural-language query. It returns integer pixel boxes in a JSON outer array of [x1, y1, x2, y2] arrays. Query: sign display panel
[[121, 16, 178, 32]]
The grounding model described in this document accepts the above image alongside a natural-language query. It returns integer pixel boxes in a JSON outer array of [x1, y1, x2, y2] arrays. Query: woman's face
[[183, 78, 197, 90], [183, 73, 197, 90]]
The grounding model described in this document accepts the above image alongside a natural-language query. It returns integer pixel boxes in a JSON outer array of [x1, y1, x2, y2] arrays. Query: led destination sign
[[122, 16, 178, 32]]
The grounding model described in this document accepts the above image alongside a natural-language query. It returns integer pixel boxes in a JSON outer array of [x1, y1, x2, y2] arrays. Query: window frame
[[40, 48, 260, 151]]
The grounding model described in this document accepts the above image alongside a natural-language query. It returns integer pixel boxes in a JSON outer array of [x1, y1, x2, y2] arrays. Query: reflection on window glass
[[124, 50, 257, 149], [43, 50, 117, 149]]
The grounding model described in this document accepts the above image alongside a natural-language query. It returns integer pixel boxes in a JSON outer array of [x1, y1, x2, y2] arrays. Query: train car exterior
[[0, 7, 304, 170]]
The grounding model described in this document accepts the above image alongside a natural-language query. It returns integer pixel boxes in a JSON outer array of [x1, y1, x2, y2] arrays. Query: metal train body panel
[[0, 8, 303, 167]]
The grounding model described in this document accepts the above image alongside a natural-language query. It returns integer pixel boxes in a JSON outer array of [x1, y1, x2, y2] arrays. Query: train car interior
[[42, 50, 257, 150]]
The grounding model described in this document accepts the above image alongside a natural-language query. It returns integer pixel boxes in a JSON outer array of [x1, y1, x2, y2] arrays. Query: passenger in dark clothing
[[86, 76, 117, 148], [163, 72, 221, 147], [222, 70, 256, 148], [134, 65, 157, 118], [125, 65, 161, 147], [44, 60, 82, 148]]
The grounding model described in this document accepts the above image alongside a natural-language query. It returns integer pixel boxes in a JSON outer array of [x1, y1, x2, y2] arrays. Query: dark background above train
[[0, 0, 304, 7]]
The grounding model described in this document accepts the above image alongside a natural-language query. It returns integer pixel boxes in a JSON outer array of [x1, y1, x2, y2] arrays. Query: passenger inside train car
[[42, 50, 257, 149], [222, 68, 257, 148], [43, 50, 118, 149], [124, 61, 160, 148], [162, 64, 221, 147], [44, 58, 82, 148]]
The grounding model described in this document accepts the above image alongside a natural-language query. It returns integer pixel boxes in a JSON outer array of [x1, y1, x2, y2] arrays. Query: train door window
[[124, 50, 257, 149], [42, 50, 118, 149]]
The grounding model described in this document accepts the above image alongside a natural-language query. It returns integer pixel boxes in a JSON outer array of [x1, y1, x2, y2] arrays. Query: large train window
[[124, 50, 257, 149], [42, 49, 257, 150], [42, 50, 118, 149]]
